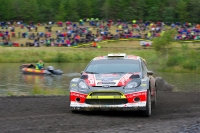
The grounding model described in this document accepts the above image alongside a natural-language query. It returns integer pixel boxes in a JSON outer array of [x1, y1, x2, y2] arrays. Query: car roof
[[93, 53, 141, 60]]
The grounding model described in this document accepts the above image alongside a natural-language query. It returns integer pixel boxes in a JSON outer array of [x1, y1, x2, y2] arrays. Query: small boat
[[20, 64, 63, 75]]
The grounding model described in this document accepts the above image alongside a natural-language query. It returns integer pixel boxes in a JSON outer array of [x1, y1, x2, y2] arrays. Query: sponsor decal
[[101, 79, 113, 81], [97, 82, 102, 85], [127, 55, 138, 59], [88, 96, 122, 99], [95, 74, 122, 80], [100, 74, 119, 77], [71, 92, 86, 98], [140, 84, 146, 87], [97, 81, 116, 85], [125, 91, 147, 103], [70, 91, 87, 103], [71, 84, 77, 87], [118, 74, 132, 86], [94, 56, 106, 60], [98, 82, 116, 84]]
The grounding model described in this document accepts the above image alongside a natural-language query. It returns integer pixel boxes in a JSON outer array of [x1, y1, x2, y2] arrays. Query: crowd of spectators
[[1, 19, 200, 47]]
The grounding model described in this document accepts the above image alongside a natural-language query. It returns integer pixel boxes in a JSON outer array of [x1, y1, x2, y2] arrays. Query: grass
[[0, 41, 157, 63]]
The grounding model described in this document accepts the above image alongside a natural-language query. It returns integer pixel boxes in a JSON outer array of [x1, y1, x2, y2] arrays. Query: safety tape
[[57, 38, 200, 48], [71, 38, 150, 48]]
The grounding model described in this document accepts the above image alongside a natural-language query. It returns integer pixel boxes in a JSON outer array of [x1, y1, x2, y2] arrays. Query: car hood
[[83, 73, 140, 87]]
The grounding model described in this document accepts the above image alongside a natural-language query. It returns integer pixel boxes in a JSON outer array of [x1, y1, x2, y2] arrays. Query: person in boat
[[35, 60, 45, 70]]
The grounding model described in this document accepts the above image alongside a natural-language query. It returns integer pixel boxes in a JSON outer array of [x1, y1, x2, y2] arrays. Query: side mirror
[[80, 71, 84, 75], [147, 71, 154, 75]]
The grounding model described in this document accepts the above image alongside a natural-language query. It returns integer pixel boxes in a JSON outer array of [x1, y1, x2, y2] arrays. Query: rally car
[[69, 53, 157, 117]]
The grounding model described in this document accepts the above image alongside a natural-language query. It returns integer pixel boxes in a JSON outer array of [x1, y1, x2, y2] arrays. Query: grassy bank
[[0, 41, 158, 64]]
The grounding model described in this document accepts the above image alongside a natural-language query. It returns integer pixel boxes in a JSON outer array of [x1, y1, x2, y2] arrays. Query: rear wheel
[[152, 88, 157, 108], [142, 90, 151, 117]]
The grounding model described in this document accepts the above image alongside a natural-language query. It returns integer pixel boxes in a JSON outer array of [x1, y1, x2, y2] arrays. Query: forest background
[[0, 0, 198, 23]]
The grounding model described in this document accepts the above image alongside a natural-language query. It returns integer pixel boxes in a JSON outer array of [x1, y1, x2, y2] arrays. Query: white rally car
[[69, 53, 157, 117]]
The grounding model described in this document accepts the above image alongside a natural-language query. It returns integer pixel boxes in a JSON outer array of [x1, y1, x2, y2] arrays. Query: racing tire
[[142, 90, 151, 117], [152, 88, 157, 108], [71, 110, 79, 113]]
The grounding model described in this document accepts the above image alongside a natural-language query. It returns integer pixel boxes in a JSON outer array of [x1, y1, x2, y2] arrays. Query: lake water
[[0, 63, 200, 96]]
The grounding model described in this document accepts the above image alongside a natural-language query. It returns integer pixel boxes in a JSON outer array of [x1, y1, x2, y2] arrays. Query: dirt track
[[0, 91, 200, 133]]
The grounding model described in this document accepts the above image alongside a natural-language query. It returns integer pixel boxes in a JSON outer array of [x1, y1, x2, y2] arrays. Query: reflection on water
[[0, 63, 84, 96], [0, 63, 200, 96]]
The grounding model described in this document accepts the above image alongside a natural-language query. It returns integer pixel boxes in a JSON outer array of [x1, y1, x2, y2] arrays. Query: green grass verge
[[0, 45, 157, 64]]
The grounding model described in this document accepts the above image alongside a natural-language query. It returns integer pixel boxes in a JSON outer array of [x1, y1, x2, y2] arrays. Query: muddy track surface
[[0, 91, 200, 133]]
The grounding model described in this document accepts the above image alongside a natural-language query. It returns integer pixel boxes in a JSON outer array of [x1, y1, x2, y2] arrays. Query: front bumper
[[70, 101, 146, 111], [70, 90, 147, 111]]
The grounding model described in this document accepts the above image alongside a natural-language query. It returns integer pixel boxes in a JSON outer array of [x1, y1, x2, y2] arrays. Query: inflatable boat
[[20, 64, 63, 75]]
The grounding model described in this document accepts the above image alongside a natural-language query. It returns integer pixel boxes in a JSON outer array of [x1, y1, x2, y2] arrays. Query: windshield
[[85, 59, 141, 74]]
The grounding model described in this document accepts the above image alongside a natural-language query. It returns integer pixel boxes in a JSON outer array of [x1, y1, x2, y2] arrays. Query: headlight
[[78, 81, 89, 90], [124, 80, 141, 89]]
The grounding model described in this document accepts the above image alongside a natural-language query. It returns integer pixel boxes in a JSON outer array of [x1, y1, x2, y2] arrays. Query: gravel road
[[0, 91, 200, 133]]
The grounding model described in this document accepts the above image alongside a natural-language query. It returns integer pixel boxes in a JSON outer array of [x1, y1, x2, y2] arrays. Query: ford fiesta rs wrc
[[69, 53, 157, 117]]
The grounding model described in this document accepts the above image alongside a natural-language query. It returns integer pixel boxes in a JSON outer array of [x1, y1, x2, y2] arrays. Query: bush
[[167, 56, 181, 66], [54, 52, 66, 63], [182, 59, 198, 70]]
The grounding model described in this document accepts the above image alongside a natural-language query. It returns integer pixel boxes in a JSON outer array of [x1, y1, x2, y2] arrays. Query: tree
[[20, 0, 39, 22], [187, 0, 200, 23], [56, 1, 67, 21], [92, 0, 105, 18], [122, 6, 137, 21], [135, 0, 146, 20], [175, 0, 188, 22], [77, 0, 94, 18], [37, 0, 55, 22], [162, 7, 175, 23], [67, 0, 79, 21], [0, 0, 198, 23], [106, 0, 118, 19], [146, 6, 160, 21], [101, 0, 111, 19], [0, 0, 13, 20], [153, 29, 177, 60]]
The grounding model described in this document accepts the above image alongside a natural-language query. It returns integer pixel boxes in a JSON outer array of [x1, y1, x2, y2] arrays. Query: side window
[[141, 61, 147, 77]]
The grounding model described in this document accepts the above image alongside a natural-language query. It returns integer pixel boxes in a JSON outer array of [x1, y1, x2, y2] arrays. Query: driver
[[35, 60, 45, 70]]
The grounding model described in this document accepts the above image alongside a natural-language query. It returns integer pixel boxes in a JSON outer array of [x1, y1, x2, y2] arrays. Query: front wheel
[[142, 90, 151, 117]]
